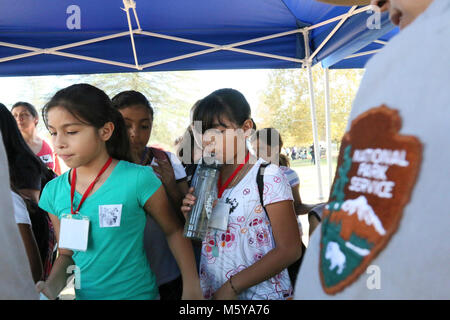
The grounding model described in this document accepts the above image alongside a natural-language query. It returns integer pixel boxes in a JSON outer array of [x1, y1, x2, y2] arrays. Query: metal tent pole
[[302, 29, 324, 201], [324, 67, 333, 192], [122, 0, 141, 70]]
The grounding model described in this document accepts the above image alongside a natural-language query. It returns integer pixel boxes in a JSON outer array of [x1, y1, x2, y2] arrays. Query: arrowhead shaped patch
[[320, 106, 423, 295]]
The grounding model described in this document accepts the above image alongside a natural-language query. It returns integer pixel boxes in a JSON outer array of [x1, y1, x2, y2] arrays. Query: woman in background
[[11, 102, 61, 175]]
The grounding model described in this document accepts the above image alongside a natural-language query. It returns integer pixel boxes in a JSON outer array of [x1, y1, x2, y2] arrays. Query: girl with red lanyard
[[181, 88, 302, 300], [36, 84, 202, 300]]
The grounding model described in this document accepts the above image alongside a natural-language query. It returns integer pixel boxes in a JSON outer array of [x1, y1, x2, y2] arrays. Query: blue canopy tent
[[0, 0, 397, 198]]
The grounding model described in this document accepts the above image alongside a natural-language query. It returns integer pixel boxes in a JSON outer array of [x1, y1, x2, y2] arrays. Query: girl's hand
[[182, 284, 205, 300], [35, 281, 57, 300], [181, 187, 196, 220], [152, 159, 176, 187], [212, 280, 237, 300]]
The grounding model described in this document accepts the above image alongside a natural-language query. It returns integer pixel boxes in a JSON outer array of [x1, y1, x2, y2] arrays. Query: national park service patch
[[320, 106, 422, 295]]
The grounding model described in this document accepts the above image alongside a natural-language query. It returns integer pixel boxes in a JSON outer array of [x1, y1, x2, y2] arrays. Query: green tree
[[255, 66, 363, 148], [81, 71, 199, 150]]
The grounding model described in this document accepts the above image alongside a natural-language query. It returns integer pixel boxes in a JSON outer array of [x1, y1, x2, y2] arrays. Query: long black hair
[[1, 103, 55, 276], [193, 88, 252, 133], [42, 84, 132, 162], [0, 103, 48, 190]]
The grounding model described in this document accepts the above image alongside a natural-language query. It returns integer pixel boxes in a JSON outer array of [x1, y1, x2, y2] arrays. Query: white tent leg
[[324, 67, 333, 192], [306, 64, 324, 201], [302, 29, 324, 201]]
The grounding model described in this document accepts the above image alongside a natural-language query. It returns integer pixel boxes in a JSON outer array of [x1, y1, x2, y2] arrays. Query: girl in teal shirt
[[36, 84, 203, 300]]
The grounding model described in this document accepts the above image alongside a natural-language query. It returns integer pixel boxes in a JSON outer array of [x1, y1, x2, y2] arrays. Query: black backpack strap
[[257, 162, 270, 213], [257, 161, 306, 285]]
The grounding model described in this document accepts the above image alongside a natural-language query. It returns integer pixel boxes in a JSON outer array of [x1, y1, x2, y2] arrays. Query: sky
[[0, 69, 271, 112], [0, 68, 272, 137]]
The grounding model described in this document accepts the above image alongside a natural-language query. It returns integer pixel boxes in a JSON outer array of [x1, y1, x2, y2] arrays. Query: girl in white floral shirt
[[181, 89, 302, 300]]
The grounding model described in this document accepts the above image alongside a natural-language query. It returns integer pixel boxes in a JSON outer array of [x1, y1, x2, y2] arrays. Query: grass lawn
[[287, 157, 338, 246], [289, 157, 338, 204]]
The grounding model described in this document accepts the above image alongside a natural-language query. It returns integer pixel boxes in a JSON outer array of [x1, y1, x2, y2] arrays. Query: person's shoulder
[[165, 150, 183, 166], [41, 139, 52, 151], [116, 160, 141, 170], [119, 160, 159, 177], [11, 191, 31, 225], [10, 191, 25, 209], [164, 150, 187, 180], [279, 165, 290, 173], [258, 159, 282, 176], [164, 150, 176, 157], [42, 170, 67, 191], [49, 170, 68, 183], [280, 165, 297, 176], [115, 160, 154, 176], [254, 159, 286, 181]]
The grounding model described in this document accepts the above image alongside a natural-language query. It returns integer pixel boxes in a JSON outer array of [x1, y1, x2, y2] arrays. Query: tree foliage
[[254, 66, 363, 148], [80, 71, 198, 150]]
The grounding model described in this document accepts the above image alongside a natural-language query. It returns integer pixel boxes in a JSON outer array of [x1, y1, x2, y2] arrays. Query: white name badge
[[99, 204, 122, 228], [208, 201, 231, 231], [59, 214, 89, 252]]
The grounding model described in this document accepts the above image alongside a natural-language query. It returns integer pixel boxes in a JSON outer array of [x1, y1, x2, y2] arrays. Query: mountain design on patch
[[326, 196, 386, 244]]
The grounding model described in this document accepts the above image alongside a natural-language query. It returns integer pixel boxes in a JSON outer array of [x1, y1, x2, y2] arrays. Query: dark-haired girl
[[112, 90, 190, 300], [181, 89, 302, 300], [36, 84, 202, 300], [254, 128, 316, 216]]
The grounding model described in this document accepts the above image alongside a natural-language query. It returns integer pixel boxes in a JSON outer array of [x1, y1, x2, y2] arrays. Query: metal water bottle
[[184, 157, 222, 241]]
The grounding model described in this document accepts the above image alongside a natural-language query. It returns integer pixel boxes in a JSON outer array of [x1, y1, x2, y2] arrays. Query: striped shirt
[[280, 166, 300, 187]]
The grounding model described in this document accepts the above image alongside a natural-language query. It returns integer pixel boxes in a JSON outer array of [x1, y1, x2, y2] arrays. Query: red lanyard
[[217, 152, 250, 199], [70, 157, 113, 215]]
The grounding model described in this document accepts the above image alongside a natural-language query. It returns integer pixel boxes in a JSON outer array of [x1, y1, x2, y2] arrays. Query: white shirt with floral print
[[200, 159, 294, 300]]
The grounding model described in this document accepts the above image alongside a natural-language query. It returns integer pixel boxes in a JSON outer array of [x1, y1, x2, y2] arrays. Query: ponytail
[[279, 154, 290, 167], [107, 108, 133, 162]]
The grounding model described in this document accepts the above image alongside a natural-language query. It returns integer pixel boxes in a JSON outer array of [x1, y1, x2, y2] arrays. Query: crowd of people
[[1, 0, 448, 300], [2, 84, 319, 300]]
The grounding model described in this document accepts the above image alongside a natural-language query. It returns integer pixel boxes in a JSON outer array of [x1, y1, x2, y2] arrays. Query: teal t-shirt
[[39, 160, 162, 300]]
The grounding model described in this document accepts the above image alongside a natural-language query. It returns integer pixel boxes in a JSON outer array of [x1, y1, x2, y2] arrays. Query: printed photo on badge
[[40, 154, 52, 163], [99, 204, 122, 228]]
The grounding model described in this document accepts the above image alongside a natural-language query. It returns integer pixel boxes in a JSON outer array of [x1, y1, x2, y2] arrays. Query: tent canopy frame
[[0, 0, 390, 199], [0, 1, 381, 72]]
